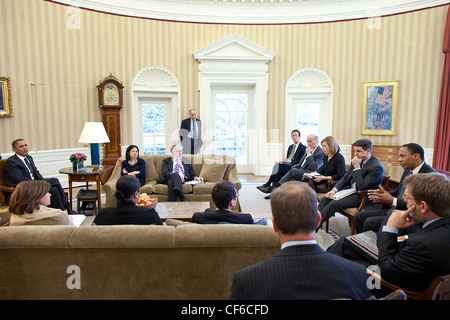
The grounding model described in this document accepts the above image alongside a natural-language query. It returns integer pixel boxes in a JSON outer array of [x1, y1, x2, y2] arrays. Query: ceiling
[[52, 0, 449, 24]]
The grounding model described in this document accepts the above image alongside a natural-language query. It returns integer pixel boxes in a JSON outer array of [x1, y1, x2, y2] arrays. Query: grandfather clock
[[97, 73, 124, 167]]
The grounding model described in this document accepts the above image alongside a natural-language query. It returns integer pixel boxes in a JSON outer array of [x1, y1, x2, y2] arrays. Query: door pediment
[[194, 34, 275, 71]]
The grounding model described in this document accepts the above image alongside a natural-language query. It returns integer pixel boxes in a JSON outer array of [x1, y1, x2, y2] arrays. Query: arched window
[[132, 66, 180, 155], [285, 68, 333, 145]]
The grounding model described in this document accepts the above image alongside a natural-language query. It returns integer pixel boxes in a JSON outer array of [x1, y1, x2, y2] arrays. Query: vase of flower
[[70, 152, 87, 171]]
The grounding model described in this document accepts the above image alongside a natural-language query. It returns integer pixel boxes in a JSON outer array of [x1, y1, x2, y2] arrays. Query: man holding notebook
[[317, 138, 384, 230]]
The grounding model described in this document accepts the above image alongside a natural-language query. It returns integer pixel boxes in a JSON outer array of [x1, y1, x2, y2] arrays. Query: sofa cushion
[[199, 159, 228, 183], [153, 183, 193, 195], [192, 182, 215, 195], [143, 156, 159, 181], [141, 180, 157, 194]]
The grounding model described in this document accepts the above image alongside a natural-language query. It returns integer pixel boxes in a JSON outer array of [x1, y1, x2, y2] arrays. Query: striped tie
[[174, 160, 187, 179]]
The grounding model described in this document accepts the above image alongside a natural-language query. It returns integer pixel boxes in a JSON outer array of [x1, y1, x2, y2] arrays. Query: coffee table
[[155, 201, 210, 221]]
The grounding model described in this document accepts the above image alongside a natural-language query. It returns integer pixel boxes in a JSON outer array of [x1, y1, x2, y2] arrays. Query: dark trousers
[[354, 208, 389, 233], [161, 173, 185, 201], [318, 193, 362, 229], [44, 177, 70, 211], [268, 163, 292, 186]]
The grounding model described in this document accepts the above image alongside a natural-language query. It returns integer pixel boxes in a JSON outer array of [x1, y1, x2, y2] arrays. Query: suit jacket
[[191, 208, 254, 224], [334, 155, 384, 192], [179, 118, 203, 150], [298, 146, 325, 172], [10, 205, 69, 226], [229, 244, 371, 300], [285, 143, 306, 166], [161, 156, 196, 182], [317, 152, 346, 181], [389, 162, 436, 210], [377, 217, 450, 291], [5, 154, 44, 187], [93, 200, 163, 225]]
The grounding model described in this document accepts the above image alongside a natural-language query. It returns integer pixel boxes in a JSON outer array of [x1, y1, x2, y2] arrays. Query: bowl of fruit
[[137, 193, 158, 209]]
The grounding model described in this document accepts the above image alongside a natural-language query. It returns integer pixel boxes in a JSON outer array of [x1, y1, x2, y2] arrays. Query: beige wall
[[0, 0, 447, 154]]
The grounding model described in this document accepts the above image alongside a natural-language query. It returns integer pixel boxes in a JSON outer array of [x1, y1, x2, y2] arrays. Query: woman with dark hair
[[8, 180, 70, 226], [121, 145, 146, 186], [93, 175, 162, 225]]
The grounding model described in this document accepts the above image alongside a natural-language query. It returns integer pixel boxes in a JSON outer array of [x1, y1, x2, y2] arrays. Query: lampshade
[[78, 122, 110, 144]]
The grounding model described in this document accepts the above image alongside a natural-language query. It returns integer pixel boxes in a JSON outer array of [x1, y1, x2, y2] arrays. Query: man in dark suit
[[191, 181, 263, 224], [179, 109, 202, 154], [354, 143, 436, 233], [317, 138, 384, 230], [5, 139, 74, 213], [229, 181, 371, 300], [257, 129, 306, 194], [160, 144, 203, 201], [377, 173, 450, 291]]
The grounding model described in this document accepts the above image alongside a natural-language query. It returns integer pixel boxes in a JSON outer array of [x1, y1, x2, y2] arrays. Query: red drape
[[433, 5, 450, 171]]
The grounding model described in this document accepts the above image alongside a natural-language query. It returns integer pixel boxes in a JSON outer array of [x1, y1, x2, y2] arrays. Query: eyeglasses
[[402, 194, 415, 202]]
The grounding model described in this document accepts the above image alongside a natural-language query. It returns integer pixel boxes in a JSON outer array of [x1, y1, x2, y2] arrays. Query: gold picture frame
[[0, 77, 12, 118], [361, 80, 398, 135]]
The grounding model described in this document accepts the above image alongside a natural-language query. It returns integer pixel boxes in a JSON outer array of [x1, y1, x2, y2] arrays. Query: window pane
[[215, 93, 248, 165], [142, 103, 166, 155], [297, 103, 319, 141], [142, 104, 154, 120]]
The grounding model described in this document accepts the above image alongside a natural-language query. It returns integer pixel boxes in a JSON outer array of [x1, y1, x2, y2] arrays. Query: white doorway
[[211, 85, 255, 172], [139, 97, 175, 155], [132, 66, 180, 154], [285, 68, 333, 146], [286, 94, 331, 145], [194, 34, 274, 174]]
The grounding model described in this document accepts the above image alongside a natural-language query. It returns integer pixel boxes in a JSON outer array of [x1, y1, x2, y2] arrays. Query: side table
[[59, 165, 113, 212]]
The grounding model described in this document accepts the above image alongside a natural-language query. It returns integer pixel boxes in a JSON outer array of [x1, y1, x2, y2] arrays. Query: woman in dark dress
[[308, 136, 346, 193], [121, 145, 146, 186], [93, 175, 162, 225]]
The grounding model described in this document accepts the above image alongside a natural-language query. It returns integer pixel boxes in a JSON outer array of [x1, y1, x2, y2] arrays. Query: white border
[[51, 0, 449, 24]]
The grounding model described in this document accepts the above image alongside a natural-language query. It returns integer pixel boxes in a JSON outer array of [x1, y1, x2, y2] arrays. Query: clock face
[[103, 83, 120, 106]]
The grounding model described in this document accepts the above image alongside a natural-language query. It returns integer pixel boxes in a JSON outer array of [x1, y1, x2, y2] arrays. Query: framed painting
[[361, 80, 398, 135], [0, 76, 12, 118]]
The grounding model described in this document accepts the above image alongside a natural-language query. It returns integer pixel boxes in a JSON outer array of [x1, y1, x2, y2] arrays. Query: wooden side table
[[59, 165, 113, 212]]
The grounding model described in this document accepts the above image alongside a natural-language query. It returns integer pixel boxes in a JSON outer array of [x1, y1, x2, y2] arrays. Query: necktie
[[174, 160, 187, 179], [24, 157, 35, 179], [288, 145, 296, 160], [192, 120, 197, 140]]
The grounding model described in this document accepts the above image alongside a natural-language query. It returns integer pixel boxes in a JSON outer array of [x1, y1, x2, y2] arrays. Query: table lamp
[[78, 122, 110, 166]]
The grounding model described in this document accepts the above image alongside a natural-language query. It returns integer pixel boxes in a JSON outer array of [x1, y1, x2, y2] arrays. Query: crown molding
[[50, 0, 450, 24]]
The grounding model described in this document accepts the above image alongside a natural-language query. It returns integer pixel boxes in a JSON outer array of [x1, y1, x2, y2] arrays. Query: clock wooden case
[[97, 74, 124, 167]]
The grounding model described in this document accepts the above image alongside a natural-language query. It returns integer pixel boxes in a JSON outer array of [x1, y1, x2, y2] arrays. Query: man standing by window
[[179, 109, 203, 154]]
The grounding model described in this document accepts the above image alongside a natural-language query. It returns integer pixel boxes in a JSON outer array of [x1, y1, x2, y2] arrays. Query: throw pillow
[[144, 156, 159, 181], [199, 159, 228, 183]]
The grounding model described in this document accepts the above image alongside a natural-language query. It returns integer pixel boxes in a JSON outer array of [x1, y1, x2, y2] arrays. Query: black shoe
[[256, 182, 271, 190], [258, 186, 273, 194], [264, 194, 271, 199], [67, 209, 78, 215]]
